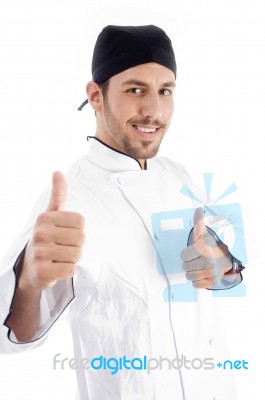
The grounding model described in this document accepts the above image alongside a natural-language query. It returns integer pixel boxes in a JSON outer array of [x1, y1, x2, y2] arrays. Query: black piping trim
[[87, 135, 147, 170], [3, 246, 75, 345], [3, 246, 27, 329], [77, 99, 88, 111]]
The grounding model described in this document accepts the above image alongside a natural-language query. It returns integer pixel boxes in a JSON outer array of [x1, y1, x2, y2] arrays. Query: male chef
[[0, 25, 244, 399]]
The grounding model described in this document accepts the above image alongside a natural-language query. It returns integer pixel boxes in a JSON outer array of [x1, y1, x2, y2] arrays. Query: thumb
[[47, 171, 67, 211], [193, 207, 207, 242]]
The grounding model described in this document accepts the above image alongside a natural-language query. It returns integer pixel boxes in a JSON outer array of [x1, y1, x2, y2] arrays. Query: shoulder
[[66, 154, 89, 177]]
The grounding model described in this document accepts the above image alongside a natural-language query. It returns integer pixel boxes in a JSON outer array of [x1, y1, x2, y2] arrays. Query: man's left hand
[[180, 207, 233, 289]]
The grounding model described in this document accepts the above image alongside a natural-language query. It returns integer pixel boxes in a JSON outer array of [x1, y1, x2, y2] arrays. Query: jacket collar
[[86, 136, 147, 172]]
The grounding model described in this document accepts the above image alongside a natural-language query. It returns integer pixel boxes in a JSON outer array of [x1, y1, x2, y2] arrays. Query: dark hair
[[93, 79, 110, 117], [98, 79, 110, 98]]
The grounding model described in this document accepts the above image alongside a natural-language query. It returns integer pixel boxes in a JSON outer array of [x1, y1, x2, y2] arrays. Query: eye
[[127, 88, 143, 94], [159, 88, 172, 96]]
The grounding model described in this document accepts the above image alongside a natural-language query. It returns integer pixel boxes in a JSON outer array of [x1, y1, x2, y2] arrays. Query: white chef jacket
[[0, 137, 242, 399]]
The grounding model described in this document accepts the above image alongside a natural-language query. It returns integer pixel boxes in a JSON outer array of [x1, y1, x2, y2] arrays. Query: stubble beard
[[103, 97, 165, 160]]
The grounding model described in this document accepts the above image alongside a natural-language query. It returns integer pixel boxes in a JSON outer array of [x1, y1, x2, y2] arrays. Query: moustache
[[130, 118, 165, 128]]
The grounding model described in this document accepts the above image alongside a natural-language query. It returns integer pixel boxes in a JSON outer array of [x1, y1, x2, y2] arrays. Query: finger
[[38, 263, 77, 284], [34, 244, 82, 264], [47, 171, 67, 212], [36, 211, 85, 229], [189, 265, 223, 287], [192, 272, 222, 288], [182, 256, 214, 271], [193, 208, 222, 259], [182, 252, 230, 271], [192, 278, 213, 289], [180, 244, 201, 262], [35, 226, 85, 246], [52, 227, 86, 247], [185, 268, 212, 282], [193, 207, 207, 242]]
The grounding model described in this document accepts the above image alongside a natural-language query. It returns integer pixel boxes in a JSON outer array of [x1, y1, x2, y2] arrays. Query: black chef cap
[[78, 24, 176, 111]]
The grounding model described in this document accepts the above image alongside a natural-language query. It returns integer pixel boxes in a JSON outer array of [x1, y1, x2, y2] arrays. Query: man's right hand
[[19, 171, 85, 290]]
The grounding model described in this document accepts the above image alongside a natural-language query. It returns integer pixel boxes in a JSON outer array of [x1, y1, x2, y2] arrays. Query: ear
[[86, 81, 103, 112]]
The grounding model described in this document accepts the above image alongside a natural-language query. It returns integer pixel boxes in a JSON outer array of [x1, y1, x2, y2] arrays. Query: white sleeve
[[0, 267, 74, 354], [0, 185, 75, 354]]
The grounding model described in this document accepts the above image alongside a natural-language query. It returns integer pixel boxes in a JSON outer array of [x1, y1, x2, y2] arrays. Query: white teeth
[[135, 125, 157, 133]]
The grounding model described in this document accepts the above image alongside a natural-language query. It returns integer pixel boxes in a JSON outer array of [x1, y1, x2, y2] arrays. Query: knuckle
[[180, 248, 187, 261], [182, 261, 188, 271], [33, 246, 47, 261], [36, 212, 51, 225], [32, 227, 47, 244], [185, 271, 191, 280]]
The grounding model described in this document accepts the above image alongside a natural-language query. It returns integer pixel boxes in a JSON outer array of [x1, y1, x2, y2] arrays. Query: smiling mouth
[[132, 124, 161, 134]]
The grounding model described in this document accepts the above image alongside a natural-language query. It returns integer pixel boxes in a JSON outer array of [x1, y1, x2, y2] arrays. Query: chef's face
[[95, 63, 175, 166]]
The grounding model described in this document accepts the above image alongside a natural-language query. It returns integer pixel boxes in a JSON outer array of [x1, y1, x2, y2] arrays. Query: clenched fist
[[181, 207, 232, 288], [19, 171, 85, 290]]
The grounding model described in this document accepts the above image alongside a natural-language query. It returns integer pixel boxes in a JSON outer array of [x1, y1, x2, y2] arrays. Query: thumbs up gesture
[[19, 172, 85, 290], [180, 207, 233, 288]]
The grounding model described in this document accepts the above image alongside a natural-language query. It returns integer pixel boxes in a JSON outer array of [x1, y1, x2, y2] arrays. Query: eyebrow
[[121, 79, 176, 88]]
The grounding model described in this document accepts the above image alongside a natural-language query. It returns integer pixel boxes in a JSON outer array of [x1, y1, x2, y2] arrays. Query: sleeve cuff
[[1, 248, 75, 350], [7, 278, 75, 344]]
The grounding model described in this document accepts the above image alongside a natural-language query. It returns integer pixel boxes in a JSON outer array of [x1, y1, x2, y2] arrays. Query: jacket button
[[118, 177, 126, 185]]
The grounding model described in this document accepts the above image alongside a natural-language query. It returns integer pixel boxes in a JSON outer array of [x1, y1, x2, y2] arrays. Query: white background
[[0, 0, 264, 399]]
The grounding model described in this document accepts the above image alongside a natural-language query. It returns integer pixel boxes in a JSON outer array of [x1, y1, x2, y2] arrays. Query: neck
[[95, 119, 147, 169]]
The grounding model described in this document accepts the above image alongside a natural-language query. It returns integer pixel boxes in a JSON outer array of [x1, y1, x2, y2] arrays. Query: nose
[[139, 91, 163, 120]]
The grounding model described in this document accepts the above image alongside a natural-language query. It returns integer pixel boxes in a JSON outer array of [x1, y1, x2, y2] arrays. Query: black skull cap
[[77, 25, 176, 110], [92, 24, 177, 83]]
